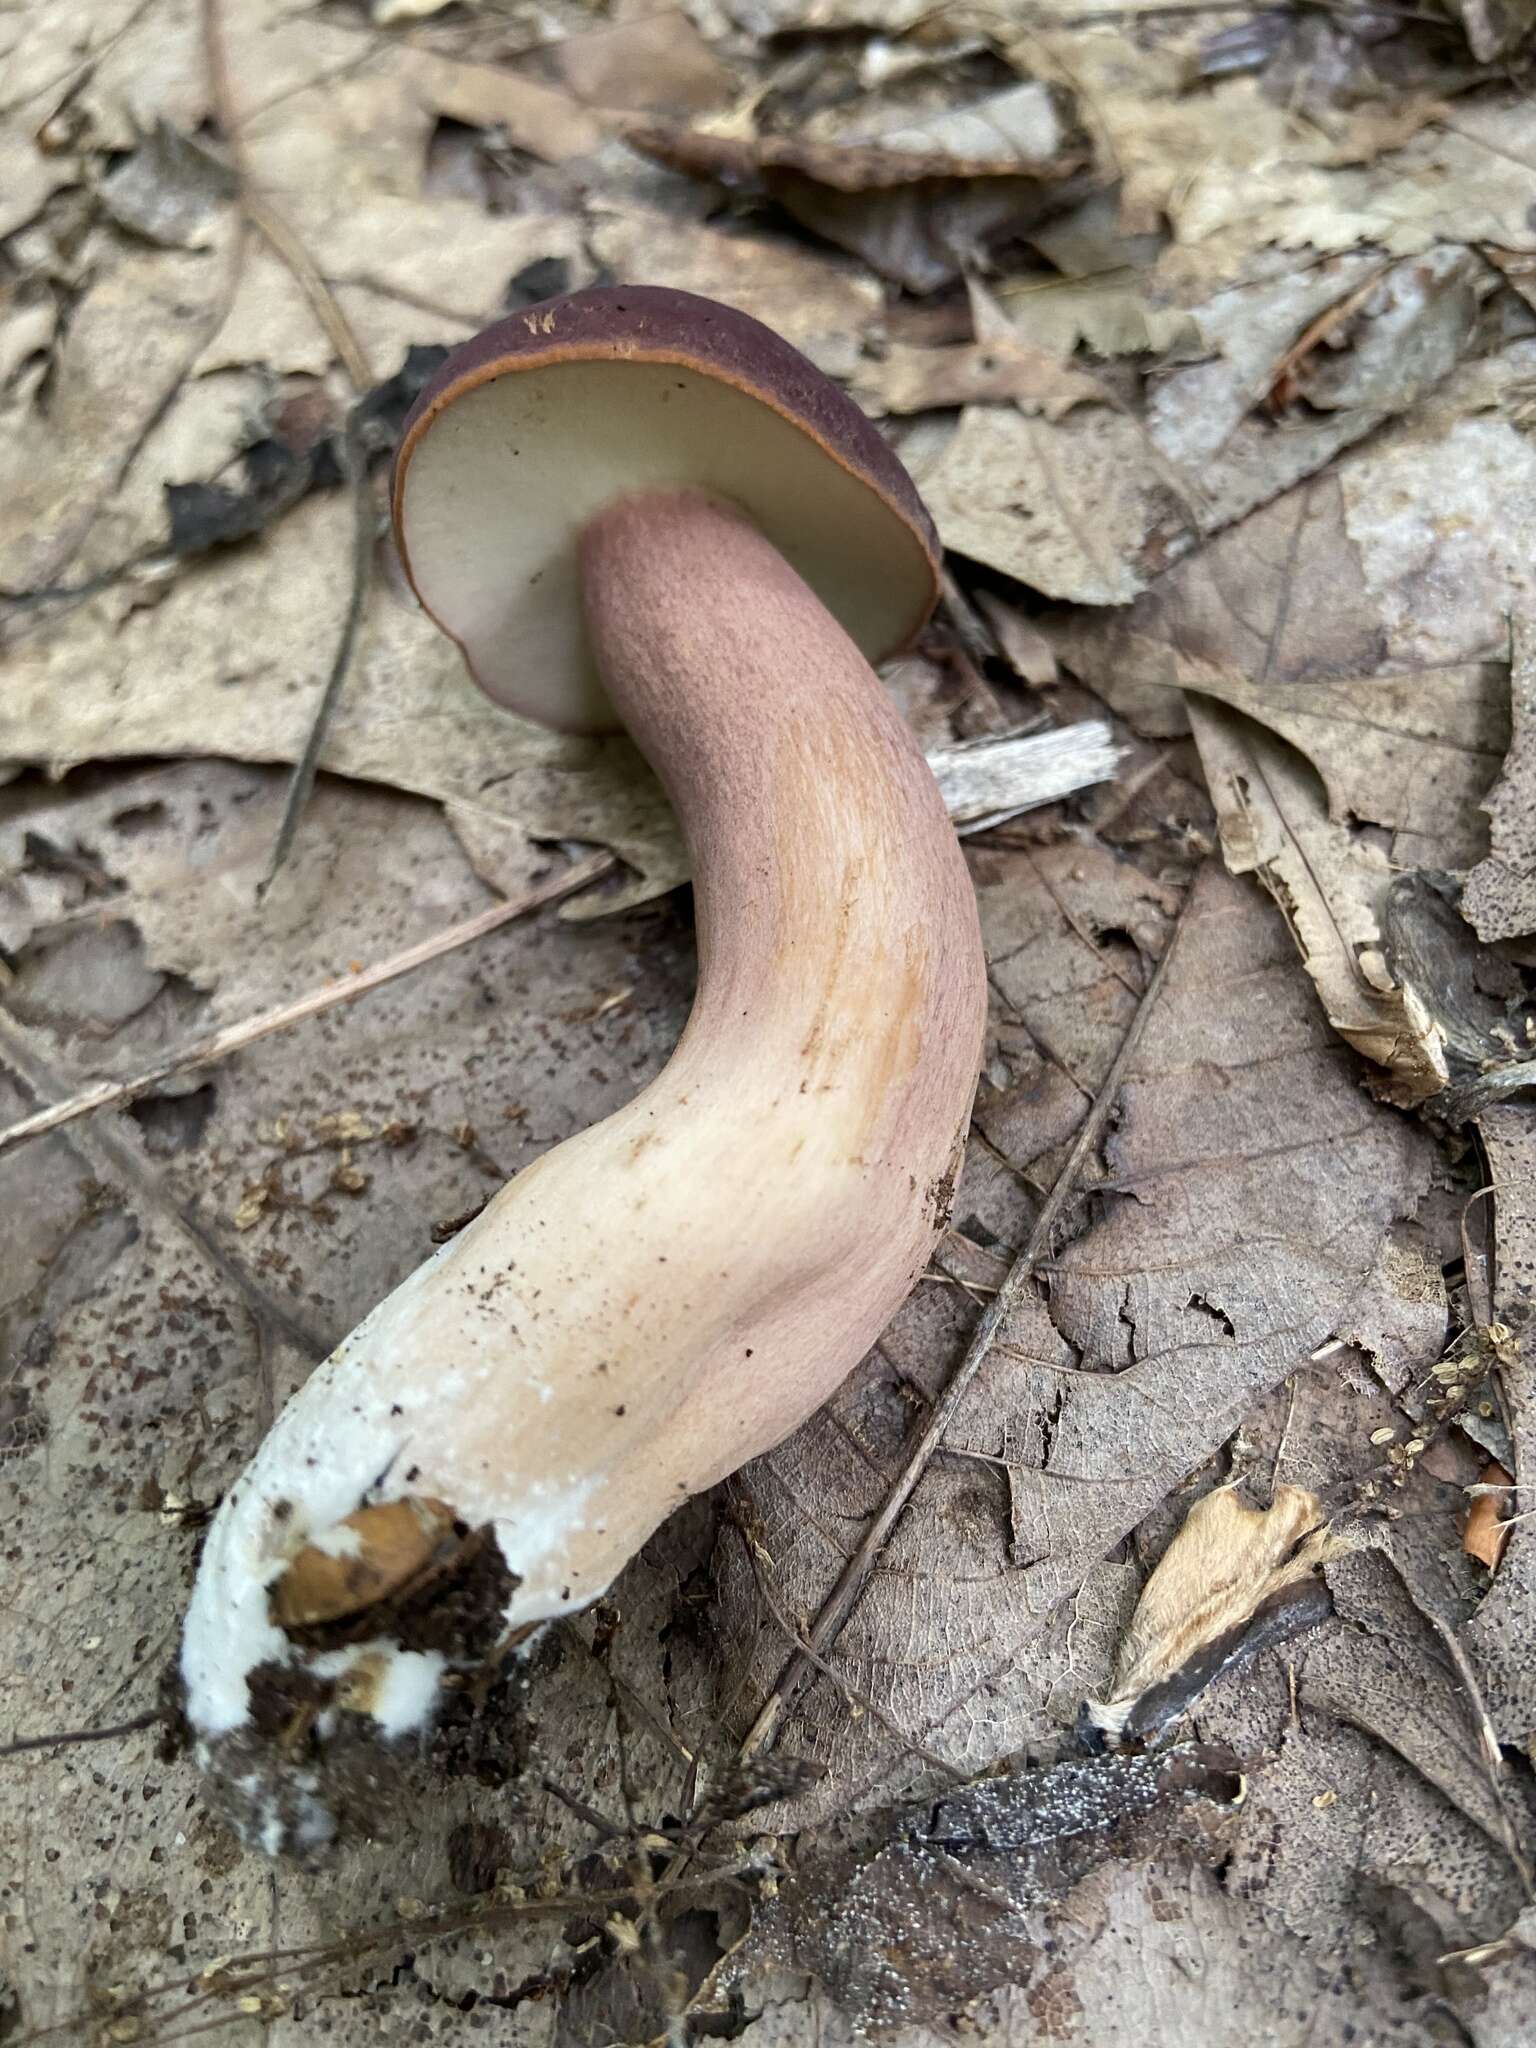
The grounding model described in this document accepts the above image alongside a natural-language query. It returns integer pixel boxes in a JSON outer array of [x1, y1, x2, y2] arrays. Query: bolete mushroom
[[179, 286, 987, 1853]]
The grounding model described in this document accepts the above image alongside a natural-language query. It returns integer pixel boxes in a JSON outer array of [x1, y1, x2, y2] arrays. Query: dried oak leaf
[[1055, 390, 1533, 1100], [550, 9, 736, 118], [1081, 1484, 1343, 1750]]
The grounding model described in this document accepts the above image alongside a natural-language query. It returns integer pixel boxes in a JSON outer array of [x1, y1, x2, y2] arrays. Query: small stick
[[260, 409, 375, 891], [0, 1711, 160, 1761], [0, 853, 614, 1159], [201, 0, 371, 393], [738, 868, 1198, 1758]]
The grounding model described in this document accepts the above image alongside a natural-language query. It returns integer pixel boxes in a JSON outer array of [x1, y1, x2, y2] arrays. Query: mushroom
[[179, 286, 987, 1853]]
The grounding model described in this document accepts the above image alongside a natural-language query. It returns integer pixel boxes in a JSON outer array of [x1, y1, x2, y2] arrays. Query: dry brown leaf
[[1186, 699, 1450, 1105], [1003, 269, 1202, 361], [1082, 1484, 1343, 1749], [1306, 1543, 1532, 1863], [976, 591, 1060, 687], [97, 120, 237, 250], [1163, 99, 1536, 293], [1463, 618, 1536, 942], [920, 249, 1490, 616], [1017, 29, 1446, 263], [738, 1746, 1242, 2033], [918, 402, 1179, 606], [551, 10, 736, 117], [717, 860, 1435, 1821], [634, 80, 1071, 191], [1052, 394, 1530, 1098], [628, 83, 1081, 293], [0, 235, 237, 592], [1054, 417, 1517, 836], [402, 50, 609, 162], [1464, 1460, 1516, 1573], [849, 337, 1102, 419], [1449, 0, 1536, 60]]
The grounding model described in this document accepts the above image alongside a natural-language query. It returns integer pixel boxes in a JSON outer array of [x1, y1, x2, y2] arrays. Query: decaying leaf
[[1464, 619, 1536, 942], [551, 10, 737, 117], [849, 337, 1101, 419], [715, 862, 1435, 1826], [735, 1745, 1242, 2033], [628, 83, 1082, 293], [1449, 0, 1536, 61], [1187, 699, 1450, 1104], [1082, 1484, 1343, 1750], [1308, 1544, 1531, 1860], [97, 120, 237, 249], [919, 402, 1181, 606]]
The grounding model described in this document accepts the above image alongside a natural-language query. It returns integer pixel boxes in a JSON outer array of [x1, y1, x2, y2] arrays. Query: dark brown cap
[[392, 286, 941, 733]]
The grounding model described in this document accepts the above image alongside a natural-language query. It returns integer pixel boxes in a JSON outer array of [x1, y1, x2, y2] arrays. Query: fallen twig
[[202, 0, 377, 886], [200, 0, 371, 392], [0, 853, 615, 1159], [0, 1710, 160, 1762], [739, 866, 1199, 1758], [259, 406, 375, 892]]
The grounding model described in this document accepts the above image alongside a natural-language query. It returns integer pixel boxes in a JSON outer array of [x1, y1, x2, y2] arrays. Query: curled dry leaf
[[1054, 382, 1532, 1098], [627, 83, 1082, 293], [1188, 699, 1451, 1105], [1081, 1484, 1345, 1751], [1464, 1461, 1515, 1574]]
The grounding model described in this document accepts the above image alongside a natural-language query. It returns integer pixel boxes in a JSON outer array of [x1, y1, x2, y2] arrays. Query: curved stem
[[181, 490, 986, 1849]]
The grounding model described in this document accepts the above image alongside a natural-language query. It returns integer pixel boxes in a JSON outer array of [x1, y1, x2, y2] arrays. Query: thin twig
[[539, 1774, 623, 1840], [201, 0, 378, 882], [260, 409, 375, 890], [0, 853, 615, 1159], [726, 1499, 968, 1781], [0, 1711, 160, 1761], [738, 870, 1198, 1758], [200, 0, 371, 393]]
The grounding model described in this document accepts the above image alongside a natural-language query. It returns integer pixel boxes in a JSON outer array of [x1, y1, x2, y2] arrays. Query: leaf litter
[[3, 0, 1536, 2041]]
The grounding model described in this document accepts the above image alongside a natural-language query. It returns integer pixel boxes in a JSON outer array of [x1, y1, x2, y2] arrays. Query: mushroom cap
[[392, 286, 941, 734]]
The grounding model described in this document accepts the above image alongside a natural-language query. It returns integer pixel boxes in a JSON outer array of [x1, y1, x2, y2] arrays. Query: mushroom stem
[[180, 491, 984, 1853], [579, 487, 984, 1222]]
